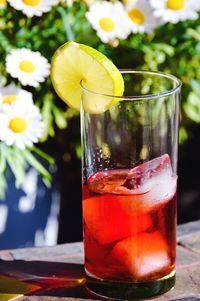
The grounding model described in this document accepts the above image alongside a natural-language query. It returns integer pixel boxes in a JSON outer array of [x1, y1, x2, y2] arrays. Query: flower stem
[[57, 7, 74, 41]]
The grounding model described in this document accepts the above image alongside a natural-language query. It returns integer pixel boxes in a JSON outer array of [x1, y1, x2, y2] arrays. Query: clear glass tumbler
[[81, 70, 181, 300]]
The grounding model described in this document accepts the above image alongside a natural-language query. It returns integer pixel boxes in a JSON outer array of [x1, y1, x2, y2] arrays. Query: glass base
[[86, 270, 175, 300]]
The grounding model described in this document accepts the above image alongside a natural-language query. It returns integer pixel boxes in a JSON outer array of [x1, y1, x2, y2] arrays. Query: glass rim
[[80, 69, 182, 100]]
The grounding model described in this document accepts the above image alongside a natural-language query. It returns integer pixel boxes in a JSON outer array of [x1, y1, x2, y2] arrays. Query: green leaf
[[52, 105, 67, 129], [75, 144, 82, 159], [190, 79, 200, 96], [40, 97, 54, 141], [179, 127, 188, 144], [0, 143, 6, 173], [57, 7, 74, 40], [184, 92, 200, 123], [5, 148, 26, 188], [186, 28, 200, 41], [155, 43, 175, 56], [0, 173, 7, 200], [31, 146, 55, 165], [23, 149, 52, 186]]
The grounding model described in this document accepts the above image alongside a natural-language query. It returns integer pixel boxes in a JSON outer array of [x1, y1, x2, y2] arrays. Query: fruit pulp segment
[[83, 156, 177, 282]]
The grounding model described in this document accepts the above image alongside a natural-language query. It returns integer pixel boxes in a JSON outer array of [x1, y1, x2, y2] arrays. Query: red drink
[[83, 154, 176, 282]]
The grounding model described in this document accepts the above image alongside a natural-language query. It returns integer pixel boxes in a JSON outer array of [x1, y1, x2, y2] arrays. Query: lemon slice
[[51, 41, 124, 113]]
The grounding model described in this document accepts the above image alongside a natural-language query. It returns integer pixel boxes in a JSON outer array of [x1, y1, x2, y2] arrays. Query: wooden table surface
[[0, 220, 200, 301]]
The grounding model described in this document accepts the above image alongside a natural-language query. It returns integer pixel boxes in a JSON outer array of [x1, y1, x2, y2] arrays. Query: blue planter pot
[[0, 167, 60, 250]]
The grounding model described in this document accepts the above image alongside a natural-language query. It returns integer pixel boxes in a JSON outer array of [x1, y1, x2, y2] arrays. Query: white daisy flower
[[126, 0, 158, 33], [6, 48, 50, 88], [0, 101, 44, 150], [149, 0, 200, 24], [7, 0, 57, 18], [86, 1, 130, 43], [0, 0, 7, 8], [0, 84, 33, 109]]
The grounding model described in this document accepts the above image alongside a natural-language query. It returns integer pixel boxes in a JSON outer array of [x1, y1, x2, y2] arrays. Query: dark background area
[[178, 124, 200, 224]]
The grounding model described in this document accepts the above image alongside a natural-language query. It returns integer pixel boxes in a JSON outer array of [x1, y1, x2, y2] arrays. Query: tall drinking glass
[[81, 70, 181, 300]]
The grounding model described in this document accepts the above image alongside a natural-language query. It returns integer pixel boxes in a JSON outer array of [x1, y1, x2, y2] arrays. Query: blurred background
[[0, 0, 199, 249]]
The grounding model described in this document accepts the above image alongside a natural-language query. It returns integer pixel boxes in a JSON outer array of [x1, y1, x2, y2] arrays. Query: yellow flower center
[[9, 117, 27, 133], [127, 8, 146, 25], [22, 0, 41, 6], [128, 8, 145, 25], [167, 0, 185, 10], [2, 95, 17, 105], [19, 60, 35, 73], [0, 0, 6, 6], [99, 17, 115, 32]]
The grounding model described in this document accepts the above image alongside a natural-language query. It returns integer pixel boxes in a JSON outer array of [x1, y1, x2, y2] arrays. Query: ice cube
[[133, 252, 170, 279], [120, 154, 173, 194], [149, 168, 177, 202], [88, 170, 128, 194], [113, 154, 177, 209], [111, 231, 170, 280], [83, 195, 152, 245]]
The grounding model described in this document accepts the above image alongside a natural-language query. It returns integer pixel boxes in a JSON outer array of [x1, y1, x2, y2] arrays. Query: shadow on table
[[0, 260, 98, 299]]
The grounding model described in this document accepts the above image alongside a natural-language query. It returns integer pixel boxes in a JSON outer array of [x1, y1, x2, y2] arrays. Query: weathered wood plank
[[1, 221, 200, 262], [176, 245, 200, 267], [1, 221, 200, 300], [17, 297, 200, 301], [177, 220, 200, 239], [17, 296, 95, 301], [179, 232, 200, 254], [0, 250, 14, 260], [10, 242, 84, 262]]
